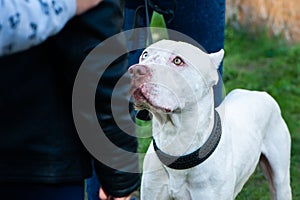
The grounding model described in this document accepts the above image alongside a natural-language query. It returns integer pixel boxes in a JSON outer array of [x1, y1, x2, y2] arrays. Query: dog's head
[[129, 40, 224, 113]]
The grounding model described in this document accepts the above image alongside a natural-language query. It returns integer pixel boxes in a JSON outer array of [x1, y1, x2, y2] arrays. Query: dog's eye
[[141, 51, 148, 60], [173, 57, 184, 66]]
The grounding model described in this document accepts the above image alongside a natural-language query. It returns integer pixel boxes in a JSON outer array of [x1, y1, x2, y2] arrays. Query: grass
[[137, 13, 300, 199]]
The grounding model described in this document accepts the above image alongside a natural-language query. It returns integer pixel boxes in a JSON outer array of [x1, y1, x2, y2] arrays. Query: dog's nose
[[128, 64, 149, 77]]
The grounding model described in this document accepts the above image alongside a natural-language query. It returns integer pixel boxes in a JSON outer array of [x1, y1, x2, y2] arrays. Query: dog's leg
[[260, 100, 292, 200], [141, 143, 172, 200], [259, 151, 291, 200]]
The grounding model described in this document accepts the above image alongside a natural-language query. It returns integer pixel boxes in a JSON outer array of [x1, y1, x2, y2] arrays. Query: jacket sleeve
[[51, 0, 140, 197], [0, 0, 76, 56]]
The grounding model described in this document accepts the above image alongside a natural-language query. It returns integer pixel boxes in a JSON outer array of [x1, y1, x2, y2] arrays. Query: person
[[0, 0, 102, 56], [86, 1, 226, 199], [0, 0, 140, 200]]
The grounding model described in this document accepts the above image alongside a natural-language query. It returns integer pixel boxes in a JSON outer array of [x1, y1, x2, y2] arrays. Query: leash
[[147, 0, 177, 24], [144, 0, 153, 44]]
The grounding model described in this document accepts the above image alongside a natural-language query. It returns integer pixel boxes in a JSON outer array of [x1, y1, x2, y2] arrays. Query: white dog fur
[[129, 40, 292, 200]]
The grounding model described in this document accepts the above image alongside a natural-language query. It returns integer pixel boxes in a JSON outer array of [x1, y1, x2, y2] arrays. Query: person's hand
[[99, 186, 132, 200], [76, 0, 103, 15]]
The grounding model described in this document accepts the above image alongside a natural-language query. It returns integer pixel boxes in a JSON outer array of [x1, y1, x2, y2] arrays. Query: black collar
[[153, 110, 222, 170]]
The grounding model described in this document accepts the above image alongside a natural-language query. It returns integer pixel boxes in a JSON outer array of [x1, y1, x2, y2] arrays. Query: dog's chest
[[165, 169, 190, 197], [164, 165, 226, 199]]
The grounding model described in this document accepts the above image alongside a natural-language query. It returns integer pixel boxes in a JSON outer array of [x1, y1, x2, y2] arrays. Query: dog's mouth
[[131, 84, 176, 113]]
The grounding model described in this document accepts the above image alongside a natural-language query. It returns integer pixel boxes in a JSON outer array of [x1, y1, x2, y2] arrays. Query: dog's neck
[[152, 89, 215, 156]]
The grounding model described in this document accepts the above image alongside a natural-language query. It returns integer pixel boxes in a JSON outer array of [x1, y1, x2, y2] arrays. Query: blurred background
[[226, 0, 300, 42]]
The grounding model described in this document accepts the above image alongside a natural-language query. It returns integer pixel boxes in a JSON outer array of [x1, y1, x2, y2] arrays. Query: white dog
[[129, 40, 292, 200]]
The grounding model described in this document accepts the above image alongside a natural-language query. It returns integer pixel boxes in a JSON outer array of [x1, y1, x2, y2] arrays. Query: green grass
[[137, 14, 300, 199]]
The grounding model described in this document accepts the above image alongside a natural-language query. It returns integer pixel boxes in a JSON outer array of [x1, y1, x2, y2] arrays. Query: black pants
[[0, 182, 84, 200]]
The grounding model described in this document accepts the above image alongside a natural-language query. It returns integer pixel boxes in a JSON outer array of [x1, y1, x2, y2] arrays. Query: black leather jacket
[[0, 0, 140, 197]]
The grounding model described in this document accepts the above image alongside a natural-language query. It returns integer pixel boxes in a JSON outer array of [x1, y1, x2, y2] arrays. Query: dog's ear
[[209, 49, 224, 69]]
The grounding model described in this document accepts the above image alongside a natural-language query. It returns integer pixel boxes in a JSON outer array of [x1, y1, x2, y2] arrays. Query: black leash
[[144, 0, 153, 44]]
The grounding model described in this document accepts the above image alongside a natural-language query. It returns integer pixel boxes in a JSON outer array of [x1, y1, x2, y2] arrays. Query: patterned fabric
[[0, 0, 76, 56]]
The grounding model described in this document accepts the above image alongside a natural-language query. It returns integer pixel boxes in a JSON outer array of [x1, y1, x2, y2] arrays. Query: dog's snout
[[128, 64, 149, 77]]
